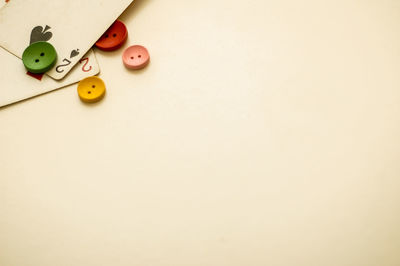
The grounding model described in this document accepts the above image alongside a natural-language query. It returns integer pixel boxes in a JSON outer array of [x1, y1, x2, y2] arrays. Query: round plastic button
[[77, 76, 106, 103], [122, 45, 150, 70], [22, 41, 57, 74], [95, 20, 128, 51]]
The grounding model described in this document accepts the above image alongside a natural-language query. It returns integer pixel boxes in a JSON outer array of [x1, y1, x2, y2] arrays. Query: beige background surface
[[1, 0, 400, 265]]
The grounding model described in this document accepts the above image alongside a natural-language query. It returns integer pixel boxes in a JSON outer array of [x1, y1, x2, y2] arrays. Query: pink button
[[122, 45, 150, 70]]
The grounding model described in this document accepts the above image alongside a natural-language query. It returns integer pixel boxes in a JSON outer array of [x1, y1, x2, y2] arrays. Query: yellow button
[[77, 76, 106, 103]]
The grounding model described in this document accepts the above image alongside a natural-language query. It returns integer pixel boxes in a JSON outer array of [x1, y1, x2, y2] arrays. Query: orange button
[[122, 45, 150, 70], [95, 20, 128, 51]]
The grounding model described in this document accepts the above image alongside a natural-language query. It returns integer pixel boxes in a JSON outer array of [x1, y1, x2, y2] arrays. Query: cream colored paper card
[[0, 0, 133, 80], [0, 47, 99, 107]]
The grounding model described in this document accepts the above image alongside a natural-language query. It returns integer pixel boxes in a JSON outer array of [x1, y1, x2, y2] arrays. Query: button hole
[[113, 33, 117, 37], [138, 55, 142, 58], [130, 56, 134, 59], [88, 91, 91, 94], [92, 85, 96, 88], [35, 59, 39, 63], [105, 34, 109, 38], [40, 52, 45, 56]]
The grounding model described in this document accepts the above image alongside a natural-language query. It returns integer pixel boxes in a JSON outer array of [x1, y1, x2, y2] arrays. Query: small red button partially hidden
[[95, 20, 128, 51]]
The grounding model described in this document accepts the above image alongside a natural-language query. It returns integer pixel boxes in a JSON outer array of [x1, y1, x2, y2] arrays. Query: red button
[[95, 20, 128, 51], [122, 45, 150, 70]]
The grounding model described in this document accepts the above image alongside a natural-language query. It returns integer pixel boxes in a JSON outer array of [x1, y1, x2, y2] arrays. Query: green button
[[22, 42, 57, 74]]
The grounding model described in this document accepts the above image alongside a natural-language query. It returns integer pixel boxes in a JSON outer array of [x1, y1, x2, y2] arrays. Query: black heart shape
[[70, 49, 80, 58], [30, 25, 53, 44]]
